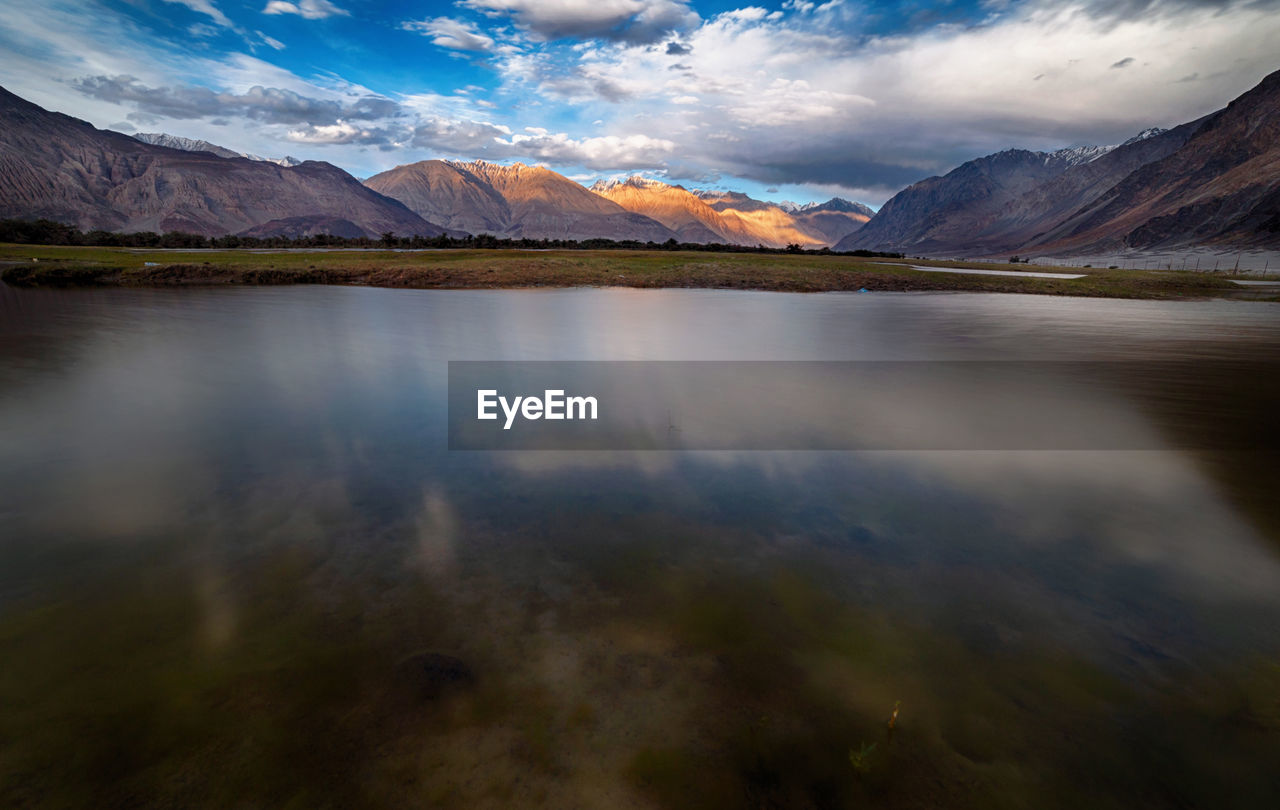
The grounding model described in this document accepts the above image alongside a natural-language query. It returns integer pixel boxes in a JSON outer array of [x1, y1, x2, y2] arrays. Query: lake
[[1, 284, 1278, 809]]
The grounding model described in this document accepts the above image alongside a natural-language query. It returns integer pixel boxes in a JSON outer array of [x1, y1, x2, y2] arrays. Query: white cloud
[[710, 75, 874, 127], [401, 17, 495, 52], [499, 130, 676, 169], [485, 1, 1280, 199], [286, 120, 387, 144], [164, 0, 231, 28], [403, 117, 675, 171], [723, 7, 769, 22], [261, 0, 348, 20]]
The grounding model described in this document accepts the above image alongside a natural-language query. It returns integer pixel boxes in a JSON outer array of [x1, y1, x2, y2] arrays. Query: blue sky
[[1, 1, 1277, 206]]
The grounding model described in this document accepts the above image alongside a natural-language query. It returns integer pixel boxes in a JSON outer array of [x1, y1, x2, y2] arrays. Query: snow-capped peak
[[1047, 144, 1115, 166], [1121, 127, 1168, 146], [591, 175, 673, 192], [132, 132, 301, 167]]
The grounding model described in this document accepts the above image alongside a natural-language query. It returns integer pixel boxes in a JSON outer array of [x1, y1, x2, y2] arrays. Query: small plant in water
[[849, 741, 877, 775]]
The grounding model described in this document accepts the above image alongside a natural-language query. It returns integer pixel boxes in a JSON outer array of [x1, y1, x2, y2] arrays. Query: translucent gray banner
[[447, 361, 1280, 451]]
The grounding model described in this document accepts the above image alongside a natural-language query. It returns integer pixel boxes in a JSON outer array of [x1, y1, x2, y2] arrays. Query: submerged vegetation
[[6, 478, 1279, 809], [848, 741, 878, 775], [2, 280, 1279, 807]]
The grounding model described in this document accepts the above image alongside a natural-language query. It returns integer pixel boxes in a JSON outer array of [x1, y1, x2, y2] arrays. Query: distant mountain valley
[[590, 177, 871, 248], [2, 68, 1278, 255]]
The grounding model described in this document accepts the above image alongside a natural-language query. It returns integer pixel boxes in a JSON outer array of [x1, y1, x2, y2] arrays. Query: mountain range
[[0, 84, 859, 247], [589, 177, 871, 247], [2, 68, 1277, 254], [363, 160, 678, 243], [838, 68, 1280, 255], [131, 133, 302, 168], [0, 86, 442, 239]]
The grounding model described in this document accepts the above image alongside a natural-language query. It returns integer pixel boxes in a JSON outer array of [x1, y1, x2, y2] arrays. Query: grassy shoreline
[[0, 244, 1253, 299]]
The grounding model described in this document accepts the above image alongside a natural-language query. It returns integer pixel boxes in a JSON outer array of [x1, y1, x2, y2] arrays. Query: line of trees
[[0, 219, 904, 259]]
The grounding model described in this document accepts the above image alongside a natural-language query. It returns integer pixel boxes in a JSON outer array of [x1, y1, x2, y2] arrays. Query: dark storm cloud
[[408, 117, 513, 152], [69, 75, 402, 125], [1110, 57, 1135, 68], [718, 151, 941, 201], [1079, 0, 1280, 19], [591, 79, 632, 102], [1042, 0, 1280, 36], [459, 0, 699, 45], [665, 41, 691, 55]]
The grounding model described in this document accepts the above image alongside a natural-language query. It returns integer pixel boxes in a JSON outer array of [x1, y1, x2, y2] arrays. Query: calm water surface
[[1, 285, 1278, 809]]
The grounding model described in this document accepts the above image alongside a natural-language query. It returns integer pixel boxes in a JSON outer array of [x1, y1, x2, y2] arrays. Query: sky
[[0, 1, 1277, 207]]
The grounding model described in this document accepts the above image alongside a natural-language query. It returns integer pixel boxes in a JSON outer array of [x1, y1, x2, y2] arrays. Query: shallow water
[[1, 285, 1279, 809]]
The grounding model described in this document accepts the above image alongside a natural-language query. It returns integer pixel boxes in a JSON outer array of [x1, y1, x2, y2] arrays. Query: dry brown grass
[[0, 245, 1243, 299]]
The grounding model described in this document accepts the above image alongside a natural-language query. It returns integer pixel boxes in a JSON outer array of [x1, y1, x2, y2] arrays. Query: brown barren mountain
[[590, 177, 735, 243], [361, 160, 511, 236], [1032, 69, 1280, 252], [596, 178, 869, 247], [839, 129, 1200, 255], [836, 146, 1116, 253], [713, 204, 827, 248], [0, 85, 442, 238], [968, 125, 1201, 253], [695, 190, 777, 213], [790, 199, 874, 245], [365, 160, 677, 242]]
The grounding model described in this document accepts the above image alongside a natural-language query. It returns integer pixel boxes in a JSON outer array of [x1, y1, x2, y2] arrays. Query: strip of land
[[0, 244, 1255, 300]]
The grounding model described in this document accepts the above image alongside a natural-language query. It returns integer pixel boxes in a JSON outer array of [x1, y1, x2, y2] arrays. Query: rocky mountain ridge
[[840, 68, 1280, 255], [364, 160, 679, 242], [131, 132, 302, 167], [0, 86, 443, 238], [7, 68, 1275, 254], [591, 178, 870, 247]]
